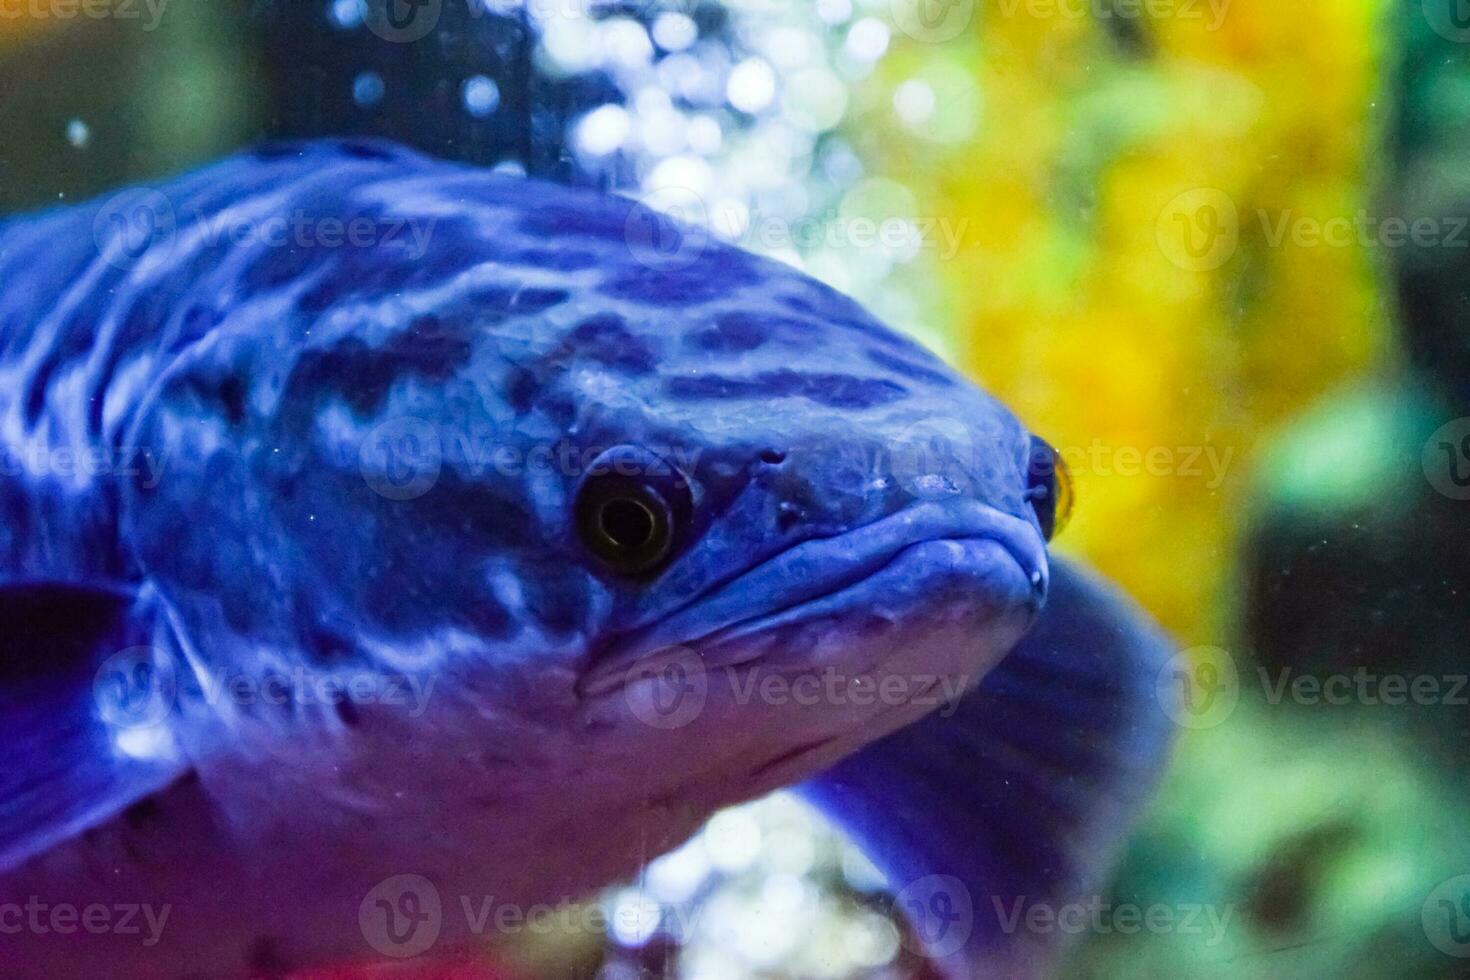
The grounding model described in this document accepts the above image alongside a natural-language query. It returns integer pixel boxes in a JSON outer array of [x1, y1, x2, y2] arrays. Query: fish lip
[[574, 499, 1047, 699]]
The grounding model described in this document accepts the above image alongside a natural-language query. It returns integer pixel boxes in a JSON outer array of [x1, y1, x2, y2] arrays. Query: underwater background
[[3, 0, 1468, 976]]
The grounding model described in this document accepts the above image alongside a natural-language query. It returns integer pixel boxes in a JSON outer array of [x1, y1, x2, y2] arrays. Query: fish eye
[[575, 446, 692, 576], [1025, 435, 1073, 542]]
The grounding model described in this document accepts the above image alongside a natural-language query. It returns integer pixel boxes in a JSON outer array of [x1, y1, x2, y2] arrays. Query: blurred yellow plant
[[871, 0, 1392, 641]]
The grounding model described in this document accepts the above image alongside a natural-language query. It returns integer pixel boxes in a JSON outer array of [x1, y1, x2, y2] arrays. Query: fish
[[0, 138, 1175, 978]]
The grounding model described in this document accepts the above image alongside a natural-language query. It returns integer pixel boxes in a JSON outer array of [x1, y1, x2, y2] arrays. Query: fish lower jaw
[[566, 537, 1042, 814], [577, 501, 1048, 700], [578, 541, 1042, 701]]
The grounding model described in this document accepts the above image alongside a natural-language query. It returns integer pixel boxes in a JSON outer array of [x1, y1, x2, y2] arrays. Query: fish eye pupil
[[574, 446, 693, 577], [578, 482, 673, 573], [598, 497, 657, 552]]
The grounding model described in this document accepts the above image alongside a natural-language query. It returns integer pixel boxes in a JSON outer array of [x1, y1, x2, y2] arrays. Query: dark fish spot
[[347, 470, 542, 641], [334, 699, 360, 728], [445, 284, 569, 321], [297, 278, 339, 315], [602, 250, 760, 306], [511, 247, 601, 271], [568, 313, 657, 373], [293, 217, 483, 313], [283, 321, 473, 417], [666, 370, 907, 410], [518, 204, 632, 242], [172, 371, 248, 428], [539, 392, 577, 427], [506, 366, 540, 413], [22, 361, 53, 426], [782, 295, 821, 318], [245, 243, 320, 291], [216, 376, 247, 425], [866, 348, 956, 387], [783, 287, 908, 349], [336, 139, 402, 161], [687, 311, 825, 353], [302, 625, 356, 665], [688, 312, 768, 352], [508, 287, 571, 313]]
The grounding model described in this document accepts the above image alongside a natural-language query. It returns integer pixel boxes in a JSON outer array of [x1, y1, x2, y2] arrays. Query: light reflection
[[726, 57, 778, 114], [461, 75, 501, 117]]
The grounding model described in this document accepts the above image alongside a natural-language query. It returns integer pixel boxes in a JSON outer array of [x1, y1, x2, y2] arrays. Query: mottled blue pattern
[[0, 139, 1034, 658], [0, 139, 1171, 979]]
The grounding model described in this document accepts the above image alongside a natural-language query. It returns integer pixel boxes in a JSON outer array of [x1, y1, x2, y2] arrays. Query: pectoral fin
[[799, 557, 1176, 978], [0, 583, 187, 873]]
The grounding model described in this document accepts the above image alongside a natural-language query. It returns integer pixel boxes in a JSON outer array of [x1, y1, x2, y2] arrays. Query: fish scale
[[0, 139, 1174, 979]]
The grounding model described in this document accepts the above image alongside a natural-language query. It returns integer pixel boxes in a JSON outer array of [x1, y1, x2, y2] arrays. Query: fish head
[[536, 237, 1064, 802], [123, 155, 1065, 804]]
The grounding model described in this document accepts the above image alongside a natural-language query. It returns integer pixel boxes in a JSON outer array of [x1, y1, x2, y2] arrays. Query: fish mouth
[[575, 500, 1048, 699]]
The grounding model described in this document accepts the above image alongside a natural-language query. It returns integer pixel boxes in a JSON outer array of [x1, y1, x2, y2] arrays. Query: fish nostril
[[759, 449, 787, 466]]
